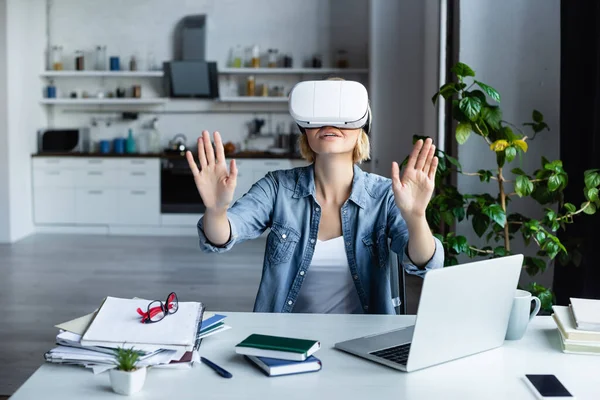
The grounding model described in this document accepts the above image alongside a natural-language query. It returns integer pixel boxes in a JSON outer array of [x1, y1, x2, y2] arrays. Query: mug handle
[[529, 296, 541, 321]]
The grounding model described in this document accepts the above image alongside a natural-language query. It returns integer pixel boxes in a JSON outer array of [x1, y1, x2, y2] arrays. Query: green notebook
[[235, 334, 321, 361]]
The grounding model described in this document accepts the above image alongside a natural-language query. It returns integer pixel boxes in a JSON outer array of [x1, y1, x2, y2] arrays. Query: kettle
[[168, 134, 187, 155]]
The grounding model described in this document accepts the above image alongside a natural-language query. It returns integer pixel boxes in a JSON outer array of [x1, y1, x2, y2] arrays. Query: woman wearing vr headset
[[187, 79, 443, 315]]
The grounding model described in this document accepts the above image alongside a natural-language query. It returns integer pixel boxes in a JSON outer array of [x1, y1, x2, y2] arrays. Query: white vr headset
[[288, 80, 371, 134]]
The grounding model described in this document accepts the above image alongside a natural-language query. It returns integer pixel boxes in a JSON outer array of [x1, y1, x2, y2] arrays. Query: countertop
[[32, 151, 304, 160]]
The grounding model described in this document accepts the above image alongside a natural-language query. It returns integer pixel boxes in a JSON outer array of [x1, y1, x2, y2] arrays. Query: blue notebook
[[245, 355, 322, 377]]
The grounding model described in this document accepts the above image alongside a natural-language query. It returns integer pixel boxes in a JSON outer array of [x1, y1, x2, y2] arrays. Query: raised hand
[[186, 131, 237, 212], [392, 138, 438, 219]]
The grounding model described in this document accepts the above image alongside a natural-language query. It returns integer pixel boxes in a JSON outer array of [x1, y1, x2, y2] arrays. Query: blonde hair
[[299, 129, 371, 164], [297, 76, 371, 164]]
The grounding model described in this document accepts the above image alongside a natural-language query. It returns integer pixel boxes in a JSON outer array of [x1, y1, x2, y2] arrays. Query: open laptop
[[334, 254, 523, 372]]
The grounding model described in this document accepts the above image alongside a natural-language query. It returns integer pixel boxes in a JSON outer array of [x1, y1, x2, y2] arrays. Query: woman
[[186, 81, 443, 314]]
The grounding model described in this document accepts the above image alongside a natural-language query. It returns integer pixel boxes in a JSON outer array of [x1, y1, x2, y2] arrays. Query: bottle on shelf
[[95, 45, 107, 70], [267, 49, 279, 68], [75, 50, 85, 71], [130, 55, 137, 71], [251, 45, 260, 68], [148, 118, 161, 153], [231, 45, 243, 68], [246, 75, 255, 96], [51, 45, 63, 70]]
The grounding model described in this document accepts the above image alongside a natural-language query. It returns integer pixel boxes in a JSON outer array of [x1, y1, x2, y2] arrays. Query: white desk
[[10, 313, 600, 399]]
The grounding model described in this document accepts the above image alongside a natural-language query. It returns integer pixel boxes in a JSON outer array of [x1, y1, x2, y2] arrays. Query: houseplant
[[416, 62, 600, 312], [109, 347, 146, 395]]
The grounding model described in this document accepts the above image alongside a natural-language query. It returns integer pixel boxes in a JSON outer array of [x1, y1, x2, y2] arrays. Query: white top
[[292, 236, 363, 314], [11, 315, 600, 400]]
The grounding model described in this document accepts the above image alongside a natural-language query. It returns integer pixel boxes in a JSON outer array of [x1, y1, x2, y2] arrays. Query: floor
[[0, 234, 422, 396]]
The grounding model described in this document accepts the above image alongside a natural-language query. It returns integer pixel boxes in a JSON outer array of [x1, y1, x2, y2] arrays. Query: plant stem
[[500, 120, 526, 136], [498, 167, 510, 251], [557, 202, 591, 221], [469, 246, 494, 255], [460, 171, 499, 180]]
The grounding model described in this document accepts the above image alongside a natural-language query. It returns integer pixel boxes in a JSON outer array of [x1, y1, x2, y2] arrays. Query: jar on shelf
[[311, 54, 322, 68], [129, 55, 137, 71], [251, 45, 260, 68], [51, 46, 63, 70], [267, 49, 279, 68], [336, 50, 349, 68], [246, 75, 255, 96], [231, 45, 243, 68], [95, 45, 107, 70], [75, 50, 85, 70]]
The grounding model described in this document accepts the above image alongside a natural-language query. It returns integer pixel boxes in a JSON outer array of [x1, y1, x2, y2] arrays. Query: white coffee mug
[[505, 289, 541, 340]]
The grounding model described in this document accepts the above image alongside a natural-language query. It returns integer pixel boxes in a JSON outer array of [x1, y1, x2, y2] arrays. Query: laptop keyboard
[[370, 343, 411, 365]]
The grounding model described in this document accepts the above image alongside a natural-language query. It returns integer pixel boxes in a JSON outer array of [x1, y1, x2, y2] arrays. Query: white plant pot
[[109, 367, 147, 396]]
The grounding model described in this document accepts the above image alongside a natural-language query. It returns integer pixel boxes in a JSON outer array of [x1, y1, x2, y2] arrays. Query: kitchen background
[[44, 0, 369, 154]]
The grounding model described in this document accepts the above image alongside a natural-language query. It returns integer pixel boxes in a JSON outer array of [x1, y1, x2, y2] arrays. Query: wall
[[369, 0, 440, 177], [457, 0, 561, 287], [0, 0, 9, 242], [46, 0, 369, 152], [5, 0, 46, 242]]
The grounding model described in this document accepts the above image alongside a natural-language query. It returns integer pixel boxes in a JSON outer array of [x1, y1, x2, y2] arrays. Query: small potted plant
[[109, 347, 147, 396]]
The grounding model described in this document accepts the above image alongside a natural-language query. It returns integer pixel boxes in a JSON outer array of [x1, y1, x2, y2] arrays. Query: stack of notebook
[[551, 298, 600, 355], [235, 333, 322, 377], [45, 296, 231, 374]]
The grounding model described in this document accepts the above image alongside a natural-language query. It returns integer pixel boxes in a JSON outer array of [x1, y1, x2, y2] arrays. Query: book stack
[[235, 333, 322, 377], [45, 296, 231, 374], [551, 298, 600, 355]]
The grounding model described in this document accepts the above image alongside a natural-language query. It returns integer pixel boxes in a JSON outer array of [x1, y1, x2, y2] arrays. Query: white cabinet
[[33, 188, 76, 224], [232, 159, 295, 202], [32, 157, 160, 226], [75, 189, 118, 224]]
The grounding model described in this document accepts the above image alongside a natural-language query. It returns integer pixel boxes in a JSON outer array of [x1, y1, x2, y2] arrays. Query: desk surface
[[10, 313, 600, 400]]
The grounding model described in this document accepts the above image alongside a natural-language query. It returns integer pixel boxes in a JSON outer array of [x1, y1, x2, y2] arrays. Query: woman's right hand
[[186, 130, 237, 212]]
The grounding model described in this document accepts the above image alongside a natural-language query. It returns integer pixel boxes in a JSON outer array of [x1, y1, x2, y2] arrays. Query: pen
[[201, 356, 233, 378]]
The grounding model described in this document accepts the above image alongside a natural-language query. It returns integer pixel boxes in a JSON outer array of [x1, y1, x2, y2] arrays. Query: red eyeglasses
[[136, 292, 179, 323]]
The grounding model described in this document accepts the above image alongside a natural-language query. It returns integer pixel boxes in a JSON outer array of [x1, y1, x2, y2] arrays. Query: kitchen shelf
[[218, 67, 369, 75], [39, 98, 169, 105], [218, 96, 288, 103], [40, 71, 164, 78]]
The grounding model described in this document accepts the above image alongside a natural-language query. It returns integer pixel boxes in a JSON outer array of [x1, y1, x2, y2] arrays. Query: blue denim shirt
[[197, 164, 444, 314]]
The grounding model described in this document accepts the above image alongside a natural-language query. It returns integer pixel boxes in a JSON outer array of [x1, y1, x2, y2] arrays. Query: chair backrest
[[389, 251, 407, 314]]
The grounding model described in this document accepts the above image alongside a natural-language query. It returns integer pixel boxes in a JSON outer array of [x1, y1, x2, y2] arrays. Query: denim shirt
[[197, 164, 444, 314]]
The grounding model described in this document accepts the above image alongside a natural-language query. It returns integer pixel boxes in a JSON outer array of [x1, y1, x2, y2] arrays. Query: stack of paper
[[552, 304, 600, 355], [44, 296, 231, 374]]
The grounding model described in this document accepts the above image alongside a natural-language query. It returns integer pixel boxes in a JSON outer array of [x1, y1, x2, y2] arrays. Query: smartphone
[[524, 374, 574, 399]]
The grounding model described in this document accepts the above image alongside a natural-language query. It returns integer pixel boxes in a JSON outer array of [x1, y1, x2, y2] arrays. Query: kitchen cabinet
[[32, 157, 160, 226]]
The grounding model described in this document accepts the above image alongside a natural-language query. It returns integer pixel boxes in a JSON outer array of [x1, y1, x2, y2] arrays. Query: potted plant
[[109, 347, 147, 396], [412, 62, 600, 312]]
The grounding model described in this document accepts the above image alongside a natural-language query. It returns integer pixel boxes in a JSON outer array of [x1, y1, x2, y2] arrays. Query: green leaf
[[451, 62, 476, 78], [535, 230, 546, 244], [586, 188, 599, 202], [445, 154, 462, 169], [548, 174, 561, 191], [496, 151, 506, 168], [467, 90, 487, 105], [442, 211, 455, 226], [505, 146, 517, 163], [480, 106, 502, 130], [452, 206, 466, 221], [584, 171, 600, 189], [532, 110, 543, 123], [583, 202, 597, 215], [511, 168, 527, 176], [477, 169, 493, 183], [527, 283, 554, 312], [524, 257, 547, 277], [493, 246, 508, 256], [472, 214, 490, 237], [563, 203, 576, 213], [459, 97, 482, 121], [515, 175, 534, 197], [455, 235, 469, 253], [455, 121, 472, 144], [483, 204, 506, 227], [475, 80, 500, 102]]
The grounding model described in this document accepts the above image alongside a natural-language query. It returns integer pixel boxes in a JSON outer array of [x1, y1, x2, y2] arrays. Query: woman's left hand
[[392, 138, 438, 220]]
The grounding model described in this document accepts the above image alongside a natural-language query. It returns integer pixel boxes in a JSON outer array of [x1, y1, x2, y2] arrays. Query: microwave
[[37, 128, 90, 153]]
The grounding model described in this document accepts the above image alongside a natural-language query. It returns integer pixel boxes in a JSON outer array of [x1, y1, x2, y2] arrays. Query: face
[[304, 126, 362, 159]]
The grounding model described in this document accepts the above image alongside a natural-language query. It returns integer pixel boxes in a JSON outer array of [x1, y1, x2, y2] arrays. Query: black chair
[[389, 251, 407, 315]]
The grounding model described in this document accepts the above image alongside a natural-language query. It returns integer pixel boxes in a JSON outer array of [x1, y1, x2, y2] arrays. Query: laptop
[[334, 254, 523, 372]]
